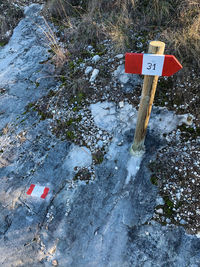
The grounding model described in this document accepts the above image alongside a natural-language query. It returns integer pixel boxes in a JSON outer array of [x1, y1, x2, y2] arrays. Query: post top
[[149, 40, 165, 48]]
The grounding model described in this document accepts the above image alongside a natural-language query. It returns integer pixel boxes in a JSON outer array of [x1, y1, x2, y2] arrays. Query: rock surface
[[0, 4, 199, 267], [113, 64, 142, 93]]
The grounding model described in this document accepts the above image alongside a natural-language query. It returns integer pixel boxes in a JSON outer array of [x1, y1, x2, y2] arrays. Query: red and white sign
[[26, 184, 49, 199], [125, 53, 182, 76]]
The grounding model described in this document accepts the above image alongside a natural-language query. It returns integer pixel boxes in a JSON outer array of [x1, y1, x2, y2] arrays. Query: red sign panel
[[125, 53, 182, 76]]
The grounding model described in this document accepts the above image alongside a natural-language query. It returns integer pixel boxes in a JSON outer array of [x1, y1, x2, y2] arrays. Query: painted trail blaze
[[26, 184, 50, 199]]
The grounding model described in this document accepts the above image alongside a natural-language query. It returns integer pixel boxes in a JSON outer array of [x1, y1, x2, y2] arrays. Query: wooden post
[[131, 41, 165, 154]]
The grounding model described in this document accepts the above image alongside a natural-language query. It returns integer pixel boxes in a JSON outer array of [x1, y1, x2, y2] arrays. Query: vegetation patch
[[92, 150, 104, 165], [150, 175, 158, 186], [73, 168, 92, 182]]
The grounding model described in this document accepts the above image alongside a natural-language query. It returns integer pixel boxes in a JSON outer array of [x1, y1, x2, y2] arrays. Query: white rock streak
[[125, 155, 143, 185]]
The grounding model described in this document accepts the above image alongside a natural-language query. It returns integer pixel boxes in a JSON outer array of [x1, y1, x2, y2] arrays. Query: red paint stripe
[[26, 184, 35, 195], [41, 187, 49, 199], [162, 55, 182, 76], [125, 53, 143, 74]]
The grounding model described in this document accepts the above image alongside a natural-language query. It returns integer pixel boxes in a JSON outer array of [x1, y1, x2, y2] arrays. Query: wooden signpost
[[125, 41, 182, 154]]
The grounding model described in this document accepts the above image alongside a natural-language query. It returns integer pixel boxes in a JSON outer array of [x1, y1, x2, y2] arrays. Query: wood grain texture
[[131, 41, 165, 153]]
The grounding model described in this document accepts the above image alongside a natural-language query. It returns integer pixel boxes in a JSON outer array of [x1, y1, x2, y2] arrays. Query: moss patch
[[92, 150, 104, 165], [150, 175, 158, 186], [178, 124, 200, 141], [0, 41, 7, 47]]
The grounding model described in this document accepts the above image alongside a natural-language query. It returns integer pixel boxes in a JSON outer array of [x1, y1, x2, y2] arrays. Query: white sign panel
[[142, 54, 165, 76], [31, 185, 46, 197]]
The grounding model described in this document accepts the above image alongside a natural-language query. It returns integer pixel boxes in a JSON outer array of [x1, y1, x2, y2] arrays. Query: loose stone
[[89, 69, 99, 82]]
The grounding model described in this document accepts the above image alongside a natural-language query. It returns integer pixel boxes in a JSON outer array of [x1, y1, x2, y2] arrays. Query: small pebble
[[119, 101, 124, 108], [156, 208, 163, 214], [52, 259, 58, 266], [115, 54, 124, 59], [85, 66, 93, 74], [92, 55, 101, 63], [89, 69, 99, 82]]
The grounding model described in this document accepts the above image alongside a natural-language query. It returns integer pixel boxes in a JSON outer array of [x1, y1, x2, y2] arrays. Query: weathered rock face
[[0, 4, 63, 266], [0, 4, 200, 267], [0, 4, 56, 130]]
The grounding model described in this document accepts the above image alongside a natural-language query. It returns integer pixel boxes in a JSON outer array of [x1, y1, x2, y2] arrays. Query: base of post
[[130, 142, 145, 156]]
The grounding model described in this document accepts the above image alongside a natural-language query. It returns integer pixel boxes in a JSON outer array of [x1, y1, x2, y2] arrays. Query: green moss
[[38, 111, 47, 121], [70, 92, 86, 106], [68, 61, 75, 71], [77, 115, 82, 122], [80, 50, 94, 59], [166, 199, 174, 208], [35, 82, 40, 88], [164, 206, 173, 217], [19, 118, 27, 123], [66, 116, 82, 127], [50, 16, 60, 26], [76, 58, 84, 64], [66, 130, 75, 140], [60, 75, 66, 83], [150, 175, 158, 186], [178, 124, 200, 140], [196, 127, 200, 136], [24, 102, 35, 113], [92, 151, 104, 164], [48, 90, 56, 97], [178, 124, 195, 133], [76, 92, 85, 104], [95, 44, 107, 56], [35, 108, 53, 121], [66, 118, 74, 126], [0, 41, 7, 47], [162, 196, 174, 217]]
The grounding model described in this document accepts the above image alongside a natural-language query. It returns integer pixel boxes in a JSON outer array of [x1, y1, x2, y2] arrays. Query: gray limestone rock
[[113, 64, 142, 93], [0, 3, 199, 267]]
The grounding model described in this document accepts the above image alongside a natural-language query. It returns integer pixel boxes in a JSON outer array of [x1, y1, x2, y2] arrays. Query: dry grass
[[36, 15, 69, 67], [145, 0, 172, 26], [162, 0, 200, 67], [44, 0, 200, 68], [163, 15, 200, 66]]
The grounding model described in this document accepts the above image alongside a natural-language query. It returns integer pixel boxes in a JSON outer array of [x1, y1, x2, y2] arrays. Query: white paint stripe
[[31, 185, 45, 197], [142, 54, 165, 76]]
